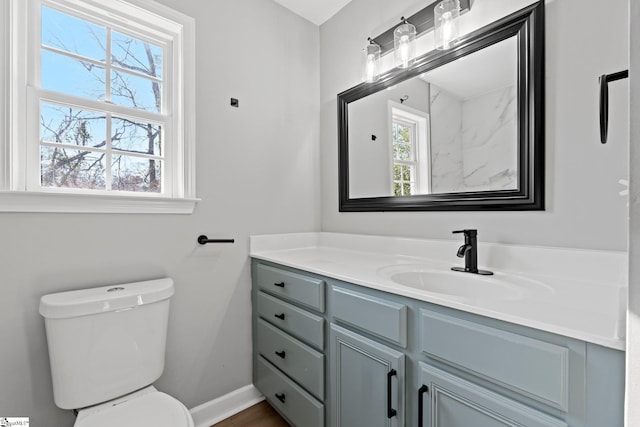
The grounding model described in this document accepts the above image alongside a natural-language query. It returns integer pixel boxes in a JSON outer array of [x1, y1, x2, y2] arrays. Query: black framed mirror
[[338, 1, 544, 211]]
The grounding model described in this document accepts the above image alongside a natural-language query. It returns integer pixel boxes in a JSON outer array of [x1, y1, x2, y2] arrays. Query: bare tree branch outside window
[[40, 7, 164, 193]]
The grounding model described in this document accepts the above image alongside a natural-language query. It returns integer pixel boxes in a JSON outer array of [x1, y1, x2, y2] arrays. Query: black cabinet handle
[[387, 369, 397, 419], [599, 70, 629, 144], [274, 313, 285, 320], [275, 393, 286, 403], [275, 350, 286, 359], [274, 282, 285, 288], [418, 385, 429, 426]]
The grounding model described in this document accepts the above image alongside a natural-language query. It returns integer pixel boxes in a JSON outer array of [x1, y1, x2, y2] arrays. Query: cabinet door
[[330, 324, 404, 427], [418, 362, 567, 427]]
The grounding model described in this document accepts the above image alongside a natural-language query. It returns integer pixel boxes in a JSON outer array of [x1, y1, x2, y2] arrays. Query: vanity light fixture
[[434, 0, 461, 50], [366, 0, 469, 56], [362, 37, 381, 83], [393, 17, 416, 68]]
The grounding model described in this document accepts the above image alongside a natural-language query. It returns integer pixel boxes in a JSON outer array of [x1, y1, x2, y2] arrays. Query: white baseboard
[[190, 384, 264, 427]]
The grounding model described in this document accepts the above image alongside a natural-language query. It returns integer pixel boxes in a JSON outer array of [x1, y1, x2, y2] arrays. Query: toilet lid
[[75, 392, 192, 427]]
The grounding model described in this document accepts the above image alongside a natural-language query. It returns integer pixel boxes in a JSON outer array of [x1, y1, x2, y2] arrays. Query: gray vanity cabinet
[[418, 363, 567, 427], [419, 310, 573, 412], [251, 260, 625, 427], [252, 262, 326, 427], [330, 324, 405, 427], [328, 284, 408, 427]]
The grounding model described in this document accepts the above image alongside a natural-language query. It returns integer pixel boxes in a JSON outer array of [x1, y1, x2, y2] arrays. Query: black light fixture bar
[[371, 0, 470, 54]]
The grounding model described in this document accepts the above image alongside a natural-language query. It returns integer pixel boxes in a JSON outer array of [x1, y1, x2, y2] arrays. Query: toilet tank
[[39, 278, 175, 410]]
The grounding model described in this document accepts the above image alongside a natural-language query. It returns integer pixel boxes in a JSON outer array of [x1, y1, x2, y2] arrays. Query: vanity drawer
[[256, 319, 324, 400], [257, 291, 324, 350], [420, 310, 570, 410], [256, 356, 324, 427], [256, 263, 325, 312], [331, 285, 407, 347]]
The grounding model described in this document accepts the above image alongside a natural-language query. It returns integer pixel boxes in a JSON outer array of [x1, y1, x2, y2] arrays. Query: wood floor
[[211, 401, 290, 427]]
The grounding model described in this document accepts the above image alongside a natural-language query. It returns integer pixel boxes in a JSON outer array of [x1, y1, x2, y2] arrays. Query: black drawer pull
[[275, 350, 286, 359], [274, 313, 286, 320], [275, 393, 286, 403], [274, 282, 285, 288], [418, 384, 429, 426], [387, 369, 397, 419]]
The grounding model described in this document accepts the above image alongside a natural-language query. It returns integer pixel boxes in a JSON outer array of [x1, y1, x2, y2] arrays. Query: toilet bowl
[[73, 386, 194, 427], [39, 279, 194, 427]]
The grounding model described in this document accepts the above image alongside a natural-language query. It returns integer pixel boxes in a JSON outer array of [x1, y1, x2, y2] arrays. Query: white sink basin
[[378, 264, 552, 302]]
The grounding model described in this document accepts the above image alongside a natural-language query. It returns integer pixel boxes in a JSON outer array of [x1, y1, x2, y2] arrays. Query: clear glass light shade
[[435, 0, 460, 50], [393, 21, 416, 69], [362, 42, 381, 83]]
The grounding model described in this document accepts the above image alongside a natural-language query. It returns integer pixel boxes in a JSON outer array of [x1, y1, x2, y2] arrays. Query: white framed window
[[392, 116, 418, 196], [1, 0, 197, 213], [388, 102, 430, 196]]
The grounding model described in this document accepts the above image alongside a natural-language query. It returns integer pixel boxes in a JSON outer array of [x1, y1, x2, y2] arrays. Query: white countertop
[[250, 232, 627, 350]]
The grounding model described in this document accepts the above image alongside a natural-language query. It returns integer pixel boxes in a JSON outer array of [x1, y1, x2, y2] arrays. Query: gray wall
[[320, 0, 630, 251], [348, 78, 430, 198], [627, 0, 638, 423], [0, 0, 320, 424]]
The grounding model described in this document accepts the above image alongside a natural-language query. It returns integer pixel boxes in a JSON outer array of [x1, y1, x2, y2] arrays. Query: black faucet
[[451, 229, 493, 275]]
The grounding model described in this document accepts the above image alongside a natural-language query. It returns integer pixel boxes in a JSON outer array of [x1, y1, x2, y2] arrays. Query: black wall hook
[[599, 70, 629, 144]]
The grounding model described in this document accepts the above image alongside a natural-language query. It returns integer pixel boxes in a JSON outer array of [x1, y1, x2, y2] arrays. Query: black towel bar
[[599, 70, 629, 144], [197, 235, 235, 245]]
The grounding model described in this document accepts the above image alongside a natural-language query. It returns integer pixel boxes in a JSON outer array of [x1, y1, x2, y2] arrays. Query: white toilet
[[39, 278, 194, 427]]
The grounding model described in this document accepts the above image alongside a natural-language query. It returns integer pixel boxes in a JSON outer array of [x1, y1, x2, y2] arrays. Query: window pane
[[401, 165, 411, 180], [112, 155, 162, 193], [403, 182, 412, 195], [111, 70, 162, 112], [40, 103, 107, 148], [393, 164, 401, 180], [112, 118, 162, 156], [40, 145, 106, 189], [112, 31, 163, 79], [394, 182, 401, 196], [41, 6, 106, 62], [394, 142, 412, 160], [395, 123, 411, 143], [42, 50, 105, 100]]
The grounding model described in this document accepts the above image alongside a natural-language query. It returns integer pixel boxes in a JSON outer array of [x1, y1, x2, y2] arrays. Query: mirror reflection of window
[[392, 117, 417, 196], [389, 103, 430, 196]]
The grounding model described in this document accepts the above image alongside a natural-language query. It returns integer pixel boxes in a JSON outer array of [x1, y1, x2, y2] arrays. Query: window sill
[[0, 191, 199, 214]]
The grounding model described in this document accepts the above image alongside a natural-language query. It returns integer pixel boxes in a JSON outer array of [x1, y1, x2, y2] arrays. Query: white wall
[[320, 0, 629, 251], [0, 0, 320, 425]]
